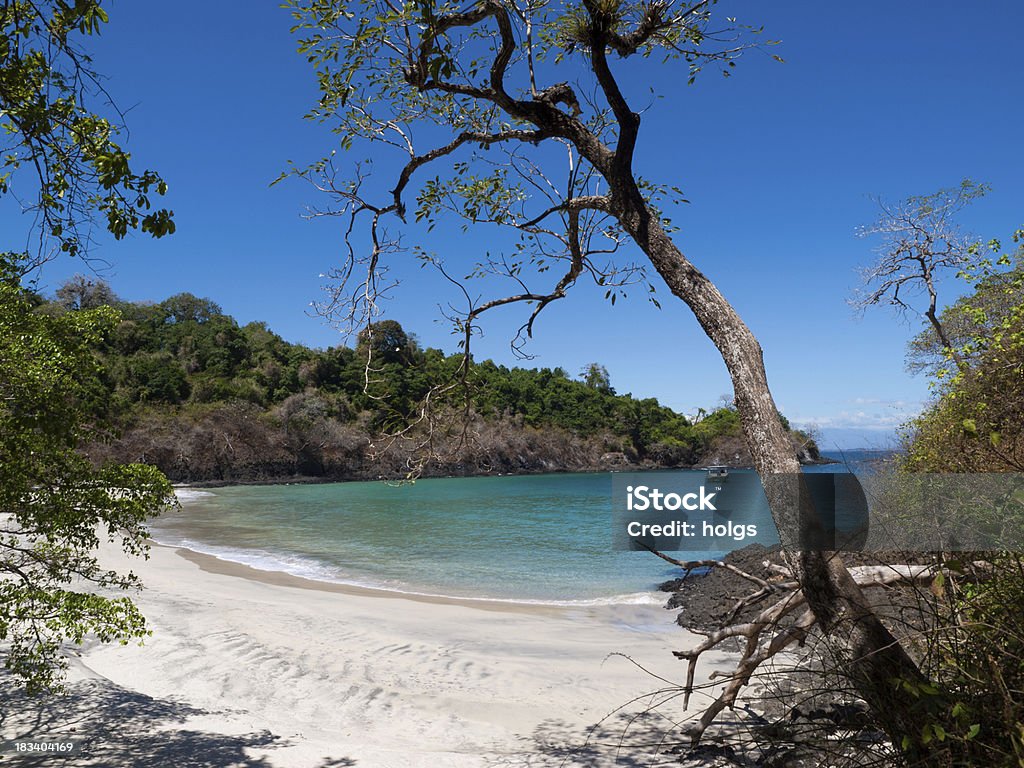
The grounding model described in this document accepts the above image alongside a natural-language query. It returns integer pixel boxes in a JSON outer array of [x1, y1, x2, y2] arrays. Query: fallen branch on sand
[[646, 545, 971, 745]]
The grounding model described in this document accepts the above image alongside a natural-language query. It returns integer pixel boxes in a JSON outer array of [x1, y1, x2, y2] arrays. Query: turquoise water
[[156, 453, 884, 604]]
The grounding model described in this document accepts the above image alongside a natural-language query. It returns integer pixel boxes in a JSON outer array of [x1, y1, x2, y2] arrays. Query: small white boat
[[706, 465, 729, 482]]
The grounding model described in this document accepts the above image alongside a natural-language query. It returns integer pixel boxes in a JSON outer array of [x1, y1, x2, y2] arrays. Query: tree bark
[[612, 185, 937, 756], [344, 0, 942, 751]]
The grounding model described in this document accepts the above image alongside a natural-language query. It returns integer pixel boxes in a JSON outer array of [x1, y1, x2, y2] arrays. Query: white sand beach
[[4, 542, 736, 767]]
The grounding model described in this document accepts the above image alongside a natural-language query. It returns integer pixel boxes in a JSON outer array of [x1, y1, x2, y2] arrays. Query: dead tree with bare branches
[[853, 179, 990, 368]]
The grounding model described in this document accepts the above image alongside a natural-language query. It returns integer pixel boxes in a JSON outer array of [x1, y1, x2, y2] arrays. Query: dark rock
[[658, 577, 686, 592], [666, 544, 780, 633]]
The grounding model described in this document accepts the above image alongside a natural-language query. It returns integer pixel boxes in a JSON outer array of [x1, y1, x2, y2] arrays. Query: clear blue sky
[[13, 0, 1024, 449]]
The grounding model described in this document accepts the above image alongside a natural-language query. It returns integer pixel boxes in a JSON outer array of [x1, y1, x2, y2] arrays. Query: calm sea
[[154, 451, 889, 604]]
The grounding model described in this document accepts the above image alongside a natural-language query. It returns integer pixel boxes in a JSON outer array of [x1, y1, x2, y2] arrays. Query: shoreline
[[5, 539, 731, 767], [162, 537, 664, 611], [163, 462, 863, 609], [173, 453, 840, 489], [172, 544, 580, 616], [165, 476, 678, 608]]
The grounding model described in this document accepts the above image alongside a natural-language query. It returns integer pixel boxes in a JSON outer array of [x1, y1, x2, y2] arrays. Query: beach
[[4, 541, 734, 767]]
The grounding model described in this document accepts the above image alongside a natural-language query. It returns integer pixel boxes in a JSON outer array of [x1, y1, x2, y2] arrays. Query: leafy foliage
[[0, 0, 174, 265], [881, 222, 1024, 764], [901, 230, 1024, 472], [0, 254, 174, 693], [38, 279, 814, 480], [929, 554, 1024, 765], [1, 1, 179, 693], [580, 361, 612, 392]]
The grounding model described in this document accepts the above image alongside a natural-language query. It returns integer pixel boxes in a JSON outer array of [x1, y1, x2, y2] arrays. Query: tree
[[1, 1, 177, 691], [356, 318, 416, 364], [55, 274, 119, 310], [853, 179, 990, 364], [122, 351, 191, 404], [881, 230, 1024, 765], [285, 0, 933, 754], [904, 232, 1024, 379], [159, 293, 222, 325], [0, 254, 174, 692], [580, 362, 612, 393], [903, 230, 1024, 472], [1, 1, 174, 268]]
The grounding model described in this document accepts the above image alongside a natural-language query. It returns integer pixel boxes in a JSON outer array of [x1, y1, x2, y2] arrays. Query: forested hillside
[[43, 278, 820, 482]]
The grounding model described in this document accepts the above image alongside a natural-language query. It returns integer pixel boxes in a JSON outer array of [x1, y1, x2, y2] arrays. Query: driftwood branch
[[665, 555, 960, 745]]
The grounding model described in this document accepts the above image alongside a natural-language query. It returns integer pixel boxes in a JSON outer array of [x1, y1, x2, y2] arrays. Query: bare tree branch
[[853, 179, 991, 366]]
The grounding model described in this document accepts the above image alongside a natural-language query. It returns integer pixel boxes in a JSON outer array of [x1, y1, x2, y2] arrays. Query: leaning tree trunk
[[366, 0, 937, 750], [614, 185, 936, 758]]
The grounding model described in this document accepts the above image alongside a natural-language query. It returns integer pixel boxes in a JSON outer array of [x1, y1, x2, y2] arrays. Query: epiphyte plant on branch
[[285, 0, 945, 759]]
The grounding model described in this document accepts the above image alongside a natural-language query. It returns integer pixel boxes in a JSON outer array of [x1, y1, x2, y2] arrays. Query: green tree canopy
[[356, 319, 417, 364], [1, 0, 174, 266], [0, 254, 174, 692], [580, 362, 612, 393], [1, 1, 177, 692], [903, 230, 1024, 472]]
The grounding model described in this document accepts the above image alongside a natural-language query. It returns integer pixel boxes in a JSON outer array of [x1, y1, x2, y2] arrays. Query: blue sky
[[11, 0, 1024, 449]]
